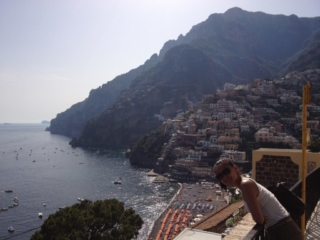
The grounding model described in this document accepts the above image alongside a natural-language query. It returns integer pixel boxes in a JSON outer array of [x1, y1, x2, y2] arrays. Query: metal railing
[[243, 166, 320, 239], [291, 166, 320, 227]]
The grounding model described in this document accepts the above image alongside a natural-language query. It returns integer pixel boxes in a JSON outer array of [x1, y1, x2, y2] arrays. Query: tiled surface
[[305, 200, 320, 240]]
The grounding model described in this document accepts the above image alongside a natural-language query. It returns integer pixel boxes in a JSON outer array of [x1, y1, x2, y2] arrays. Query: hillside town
[[151, 69, 320, 181]]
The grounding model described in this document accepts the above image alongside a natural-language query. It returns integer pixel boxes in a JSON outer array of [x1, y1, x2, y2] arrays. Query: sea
[[0, 124, 180, 239]]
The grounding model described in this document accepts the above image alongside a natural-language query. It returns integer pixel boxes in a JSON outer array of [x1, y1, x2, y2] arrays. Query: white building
[[254, 128, 273, 142], [221, 150, 246, 162]]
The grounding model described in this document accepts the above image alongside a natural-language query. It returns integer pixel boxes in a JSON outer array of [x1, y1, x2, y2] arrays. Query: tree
[[308, 137, 320, 152], [31, 199, 143, 240]]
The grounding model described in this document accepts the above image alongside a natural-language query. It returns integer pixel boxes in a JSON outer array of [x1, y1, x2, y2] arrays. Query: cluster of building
[[155, 69, 320, 180]]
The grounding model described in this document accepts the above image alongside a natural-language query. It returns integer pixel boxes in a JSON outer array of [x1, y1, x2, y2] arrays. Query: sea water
[[0, 124, 179, 239]]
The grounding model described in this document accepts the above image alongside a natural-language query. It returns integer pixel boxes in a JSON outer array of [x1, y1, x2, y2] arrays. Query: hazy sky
[[1, 0, 319, 123]]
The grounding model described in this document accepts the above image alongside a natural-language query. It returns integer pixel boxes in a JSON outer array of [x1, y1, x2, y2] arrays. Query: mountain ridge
[[49, 8, 320, 147]]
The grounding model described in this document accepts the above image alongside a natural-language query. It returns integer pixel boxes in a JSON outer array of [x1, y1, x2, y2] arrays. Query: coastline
[[148, 182, 183, 239], [147, 178, 229, 240]]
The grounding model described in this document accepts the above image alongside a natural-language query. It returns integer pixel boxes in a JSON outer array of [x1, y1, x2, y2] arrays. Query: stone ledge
[[223, 213, 257, 240]]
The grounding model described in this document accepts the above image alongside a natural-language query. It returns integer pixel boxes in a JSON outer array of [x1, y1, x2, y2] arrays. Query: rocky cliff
[[71, 44, 231, 148], [283, 29, 320, 73], [48, 54, 160, 137], [59, 8, 320, 146]]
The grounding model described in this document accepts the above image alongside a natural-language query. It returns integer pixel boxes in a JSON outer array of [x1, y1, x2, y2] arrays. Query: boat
[[169, 179, 178, 182], [38, 212, 43, 218], [43, 203, 47, 206], [13, 197, 19, 202], [59, 206, 65, 210], [1, 207, 8, 211], [113, 176, 122, 184], [118, 187, 122, 190], [12, 202, 18, 206], [8, 226, 14, 232], [4, 190, 13, 193], [158, 194, 167, 197], [77, 197, 84, 202]]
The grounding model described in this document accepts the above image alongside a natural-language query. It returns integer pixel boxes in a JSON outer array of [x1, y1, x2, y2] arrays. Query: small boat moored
[[158, 194, 168, 197], [8, 226, 14, 232], [113, 177, 122, 185], [38, 212, 43, 218], [77, 197, 84, 202]]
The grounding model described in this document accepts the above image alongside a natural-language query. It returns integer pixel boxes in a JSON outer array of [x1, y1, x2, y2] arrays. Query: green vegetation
[[31, 199, 143, 240], [225, 217, 235, 227], [308, 138, 320, 152], [128, 125, 172, 168], [66, 9, 320, 148], [230, 195, 242, 204], [49, 53, 160, 137], [132, 126, 170, 159], [283, 29, 320, 74]]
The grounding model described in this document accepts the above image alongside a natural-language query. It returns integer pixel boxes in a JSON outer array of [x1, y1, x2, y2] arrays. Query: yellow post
[[301, 81, 311, 236]]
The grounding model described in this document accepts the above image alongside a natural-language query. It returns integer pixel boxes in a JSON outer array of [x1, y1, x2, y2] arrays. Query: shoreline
[[147, 182, 183, 239], [147, 178, 228, 240]]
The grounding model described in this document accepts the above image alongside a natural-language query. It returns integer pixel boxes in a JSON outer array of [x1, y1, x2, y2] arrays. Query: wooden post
[[301, 81, 311, 237]]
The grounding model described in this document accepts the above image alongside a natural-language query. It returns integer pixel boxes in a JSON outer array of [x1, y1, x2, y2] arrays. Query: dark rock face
[[126, 125, 171, 169], [72, 44, 231, 148], [58, 8, 320, 146], [70, 85, 181, 148], [284, 29, 320, 73], [128, 151, 157, 169]]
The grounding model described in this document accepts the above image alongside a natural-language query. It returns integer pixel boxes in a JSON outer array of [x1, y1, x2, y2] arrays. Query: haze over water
[[0, 124, 179, 239]]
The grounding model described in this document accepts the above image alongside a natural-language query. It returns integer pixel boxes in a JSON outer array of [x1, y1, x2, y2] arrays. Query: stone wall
[[256, 155, 299, 187]]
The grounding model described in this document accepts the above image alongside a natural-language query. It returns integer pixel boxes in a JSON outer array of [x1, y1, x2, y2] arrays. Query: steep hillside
[[186, 8, 320, 80], [70, 44, 232, 148], [283, 29, 320, 73], [48, 54, 160, 137], [56, 8, 320, 143]]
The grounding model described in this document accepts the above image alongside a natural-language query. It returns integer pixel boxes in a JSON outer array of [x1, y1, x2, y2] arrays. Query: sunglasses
[[216, 167, 231, 181]]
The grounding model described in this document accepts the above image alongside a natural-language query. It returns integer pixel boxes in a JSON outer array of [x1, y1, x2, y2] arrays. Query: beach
[[148, 181, 229, 240]]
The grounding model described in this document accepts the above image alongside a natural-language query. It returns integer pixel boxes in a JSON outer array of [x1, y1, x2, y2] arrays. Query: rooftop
[[192, 201, 244, 231]]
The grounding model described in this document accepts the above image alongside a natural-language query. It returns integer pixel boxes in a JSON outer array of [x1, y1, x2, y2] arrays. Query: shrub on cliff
[[132, 126, 170, 159]]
